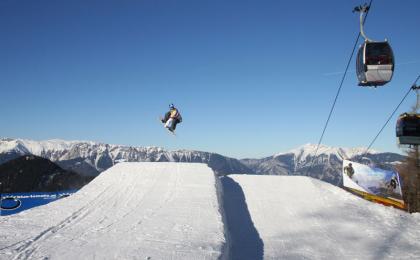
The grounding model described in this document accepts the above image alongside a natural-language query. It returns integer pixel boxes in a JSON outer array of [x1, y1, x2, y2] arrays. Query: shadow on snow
[[220, 176, 264, 260]]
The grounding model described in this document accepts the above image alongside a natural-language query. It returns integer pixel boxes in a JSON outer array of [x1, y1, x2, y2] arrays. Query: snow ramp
[[226, 175, 420, 260], [0, 162, 226, 260]]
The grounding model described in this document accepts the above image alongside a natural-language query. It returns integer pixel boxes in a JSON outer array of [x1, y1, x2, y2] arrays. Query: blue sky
[[1, 0, 419, 158]]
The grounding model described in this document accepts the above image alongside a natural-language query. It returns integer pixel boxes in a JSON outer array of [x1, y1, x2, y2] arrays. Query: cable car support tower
[[413, 84, 420, 167]]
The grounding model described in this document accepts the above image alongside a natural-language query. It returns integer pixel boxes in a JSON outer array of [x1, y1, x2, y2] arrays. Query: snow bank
[[0, 162, 226, 260], [229, 175, 420, 260]]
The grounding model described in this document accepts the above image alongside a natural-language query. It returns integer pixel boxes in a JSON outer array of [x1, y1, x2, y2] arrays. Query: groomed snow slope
[[0, 163, 226, 260], [2, 164, 420, 260], [228, 175, 420, 260]]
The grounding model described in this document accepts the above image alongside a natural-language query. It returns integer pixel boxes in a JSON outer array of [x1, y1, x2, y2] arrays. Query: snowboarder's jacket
[[163, 108, 182, 124], [168, 108, 182, 122], [170, 108, 182, 121]]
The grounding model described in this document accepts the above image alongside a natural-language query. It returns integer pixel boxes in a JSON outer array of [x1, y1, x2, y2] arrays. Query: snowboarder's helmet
[[169, 104, 175, 109]]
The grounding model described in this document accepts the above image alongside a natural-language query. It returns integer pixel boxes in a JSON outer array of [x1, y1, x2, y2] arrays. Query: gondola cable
[[362, 74, 420, 158], [307, 0, 374, 174]]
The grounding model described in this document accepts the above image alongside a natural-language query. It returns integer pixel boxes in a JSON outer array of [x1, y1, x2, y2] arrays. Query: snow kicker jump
[[0, 162, 226, 260]]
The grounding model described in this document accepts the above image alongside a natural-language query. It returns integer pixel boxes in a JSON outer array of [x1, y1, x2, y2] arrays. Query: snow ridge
[[1, 139, 379, 163], [0, 138, 252, 176], [0, 138, 164, 159], [278, 143, 379, 161]]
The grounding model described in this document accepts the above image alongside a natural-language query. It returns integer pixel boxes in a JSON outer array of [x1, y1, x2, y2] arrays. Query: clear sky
[[1, 0, 419, 159]]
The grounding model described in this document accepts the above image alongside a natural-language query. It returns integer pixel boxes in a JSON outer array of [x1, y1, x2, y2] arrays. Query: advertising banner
[[342, 160, 405, 209]]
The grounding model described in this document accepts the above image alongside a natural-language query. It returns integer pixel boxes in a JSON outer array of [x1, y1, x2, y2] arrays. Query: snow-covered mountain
[[0, 138, 253, 176], [282, 143, 378, 160], [241, 143, 405, 185], [0, 138, 405, 185]]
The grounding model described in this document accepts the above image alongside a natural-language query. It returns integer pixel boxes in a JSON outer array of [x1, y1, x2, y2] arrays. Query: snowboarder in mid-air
[[161, 104, 182, 133]]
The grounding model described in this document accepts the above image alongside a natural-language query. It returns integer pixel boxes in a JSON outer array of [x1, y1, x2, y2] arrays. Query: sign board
[[342, 160, 405, 209]]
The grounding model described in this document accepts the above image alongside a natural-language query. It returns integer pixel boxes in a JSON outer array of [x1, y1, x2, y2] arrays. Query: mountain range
[[0, 138, 405, 186]]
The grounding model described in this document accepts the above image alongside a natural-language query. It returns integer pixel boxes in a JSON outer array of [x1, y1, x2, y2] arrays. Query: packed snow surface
[[228, 174, 420, 260], [0, 162, 226, 260], [1, 163, 420, 260]]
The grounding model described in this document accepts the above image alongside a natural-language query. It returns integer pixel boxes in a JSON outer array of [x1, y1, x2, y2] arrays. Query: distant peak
[[276, 143, 379, 160]]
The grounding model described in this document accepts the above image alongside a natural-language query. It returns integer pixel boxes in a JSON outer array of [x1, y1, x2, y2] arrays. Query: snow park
[[1, 1, 420, 260]]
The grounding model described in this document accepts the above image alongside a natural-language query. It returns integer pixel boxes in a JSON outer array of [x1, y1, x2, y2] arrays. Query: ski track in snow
[[1, 163, 420, 260]]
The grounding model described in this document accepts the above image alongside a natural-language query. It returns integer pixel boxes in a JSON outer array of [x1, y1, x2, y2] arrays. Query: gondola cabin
[[396, 113, 420, 145], [356, 41, 394, 87]]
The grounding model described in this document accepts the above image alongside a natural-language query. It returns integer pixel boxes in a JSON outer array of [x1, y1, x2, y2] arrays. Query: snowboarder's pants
[[165, 118, 175, 130], [165, 118, 179, 130], [163, 112, 171, 122]]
